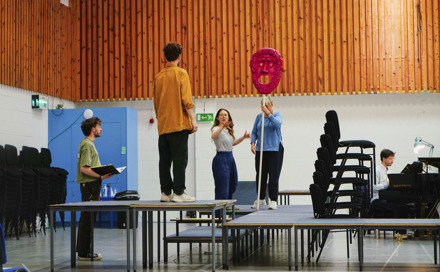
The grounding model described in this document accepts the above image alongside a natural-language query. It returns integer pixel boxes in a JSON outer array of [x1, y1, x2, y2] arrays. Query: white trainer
[[160, 192, 173, 202], [251, 199, 266, 209], [171, 192, 196, 203], [268, 200, 278, 210]]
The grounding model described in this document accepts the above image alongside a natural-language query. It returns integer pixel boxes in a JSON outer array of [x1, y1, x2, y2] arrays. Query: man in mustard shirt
[[76, 117, 112, 261], [154, 42, 198, 202]]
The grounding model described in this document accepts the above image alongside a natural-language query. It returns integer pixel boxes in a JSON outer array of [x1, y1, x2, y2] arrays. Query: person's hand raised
[[222, 121, 232, 130]]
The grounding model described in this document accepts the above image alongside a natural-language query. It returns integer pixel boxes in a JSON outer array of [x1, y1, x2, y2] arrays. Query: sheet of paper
[[116, 166, 127, 173]]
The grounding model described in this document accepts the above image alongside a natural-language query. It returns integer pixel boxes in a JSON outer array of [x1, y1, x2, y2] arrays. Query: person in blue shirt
[[250, 96, 284, 210]]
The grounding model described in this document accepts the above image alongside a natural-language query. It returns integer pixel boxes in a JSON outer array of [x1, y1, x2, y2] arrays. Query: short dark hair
[[380, 149, 395, 161], [81, 117, 102, 136], [163, 42, 183, 62]]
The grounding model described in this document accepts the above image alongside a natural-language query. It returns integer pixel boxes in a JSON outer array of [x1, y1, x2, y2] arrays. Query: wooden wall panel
[[0, 0, 439, 101]]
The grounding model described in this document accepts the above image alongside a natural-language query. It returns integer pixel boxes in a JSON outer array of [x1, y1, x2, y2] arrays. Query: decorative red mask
[[249, 48, 283, 94]]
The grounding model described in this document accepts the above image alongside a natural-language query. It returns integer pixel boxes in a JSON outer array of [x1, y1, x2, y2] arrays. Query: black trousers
[[255, 144, 284, 201], [159, 130, 189, 195], [76, 179, 101, 256]]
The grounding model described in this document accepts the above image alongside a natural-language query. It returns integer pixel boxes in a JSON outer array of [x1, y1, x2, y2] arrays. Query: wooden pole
[[256, 95, 265, 210]]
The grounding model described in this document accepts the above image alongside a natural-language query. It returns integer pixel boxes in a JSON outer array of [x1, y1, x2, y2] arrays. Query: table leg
[[301, 229, 304, 264], [434, 227, 437, 265], [288, 227, 292, 270], [163, 211, 167, 263], [359, 227, 363, 271], [71, 212, 76, 268], [222, 207, 228, 269], [294, 227, 298, 271], [126, 210, 131, 272], [132, 208, 136, 272], [50, 209, 54, 272], [91, 211, 94, 261], [148, 211, 153, 268], [142, 211, 147, 268], [157, 211, 161, 262], [211, 209, 216, 272]]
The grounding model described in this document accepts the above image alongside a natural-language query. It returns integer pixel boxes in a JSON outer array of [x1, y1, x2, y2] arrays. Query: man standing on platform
[[153, 42, 198, 203], [76, 117, 113, 261]]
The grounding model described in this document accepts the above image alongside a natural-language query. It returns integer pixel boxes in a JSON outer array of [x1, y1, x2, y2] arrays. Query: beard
[[94, 131, 101, 138]]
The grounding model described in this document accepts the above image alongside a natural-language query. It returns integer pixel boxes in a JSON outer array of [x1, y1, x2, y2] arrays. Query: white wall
[[0, 84, 75, 151], [194, 93, 440, 204], [2, 83, 439, 205], [78, 93, 440, 205]]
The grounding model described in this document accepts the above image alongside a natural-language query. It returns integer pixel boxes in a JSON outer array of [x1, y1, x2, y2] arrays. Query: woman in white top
[[211, 108, 250, 205]]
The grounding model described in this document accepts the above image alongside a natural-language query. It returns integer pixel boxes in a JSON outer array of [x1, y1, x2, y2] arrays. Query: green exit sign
[[196, 113, 214, 123]]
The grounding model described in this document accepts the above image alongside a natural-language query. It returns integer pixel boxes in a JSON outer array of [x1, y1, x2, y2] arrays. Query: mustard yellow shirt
[[153, 63, 195, 135]]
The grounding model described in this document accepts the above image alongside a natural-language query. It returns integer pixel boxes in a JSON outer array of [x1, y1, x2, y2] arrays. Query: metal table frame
[[294, 218, 440, 271], [278, 190, 310, 205], [222, 213, 440, 271], [49, 201, 135, 272], [131, 200, 236, 272]]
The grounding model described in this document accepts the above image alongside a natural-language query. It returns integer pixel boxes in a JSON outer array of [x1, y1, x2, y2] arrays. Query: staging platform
[[222, 206, 440, 271]]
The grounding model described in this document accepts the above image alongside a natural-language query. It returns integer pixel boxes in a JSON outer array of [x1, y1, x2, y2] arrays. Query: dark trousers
[[255, 144, 284, 201], [77, 179, 101, 256], [159, 130, 189, 195], [212, 152, 238, 200], [213, 151, 238, 218]]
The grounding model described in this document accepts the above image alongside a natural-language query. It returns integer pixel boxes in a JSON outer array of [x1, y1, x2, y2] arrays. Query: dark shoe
[[78, 253, 103, 261]]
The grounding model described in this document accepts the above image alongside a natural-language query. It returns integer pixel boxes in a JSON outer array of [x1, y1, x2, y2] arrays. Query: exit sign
[[196, 113, 214, 123]]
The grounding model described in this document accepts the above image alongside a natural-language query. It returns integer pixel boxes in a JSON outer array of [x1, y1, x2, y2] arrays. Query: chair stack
[[0, 144, 68, 239], [310, 110, 375, 219], [308, 110, 376, 262]]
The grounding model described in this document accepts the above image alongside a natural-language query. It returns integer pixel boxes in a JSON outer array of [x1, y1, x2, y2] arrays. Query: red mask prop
[[249, 48, 283, 94]]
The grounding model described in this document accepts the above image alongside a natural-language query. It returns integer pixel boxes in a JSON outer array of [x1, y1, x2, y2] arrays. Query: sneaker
[[171, 192, 196, 203], [251, 199, 266, 209], [78, 253, 103, 261], [268, 200, 278, 210], [160, 192, 173, 202]]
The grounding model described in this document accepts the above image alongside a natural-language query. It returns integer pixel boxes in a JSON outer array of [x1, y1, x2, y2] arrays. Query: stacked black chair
[[2, 145, 22, 240], [26, 147, 50, 235], [41, 148, 68, 230], [325, 110, 376, 198], [18, 146, 38, 237], [317, 144, 370, 216]]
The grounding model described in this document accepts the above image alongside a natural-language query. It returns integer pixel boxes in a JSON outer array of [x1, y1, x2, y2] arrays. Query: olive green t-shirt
[[76, 137, 101, 183]]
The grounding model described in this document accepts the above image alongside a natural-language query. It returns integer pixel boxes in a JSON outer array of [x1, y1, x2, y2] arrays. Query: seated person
[[371, 149, 407, 236]]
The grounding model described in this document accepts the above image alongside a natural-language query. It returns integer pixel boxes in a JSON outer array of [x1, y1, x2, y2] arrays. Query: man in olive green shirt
[[76, 117, 112, 261]]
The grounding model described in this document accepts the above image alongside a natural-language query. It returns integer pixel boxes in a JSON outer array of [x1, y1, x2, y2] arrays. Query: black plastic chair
[[325, 110, 376, 194], [313, 170, 364, 203], [18, 146, 38, 237], [41, 148, 66, 231], [25, 147, 49, 235], [2, 145, 22, 240]]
